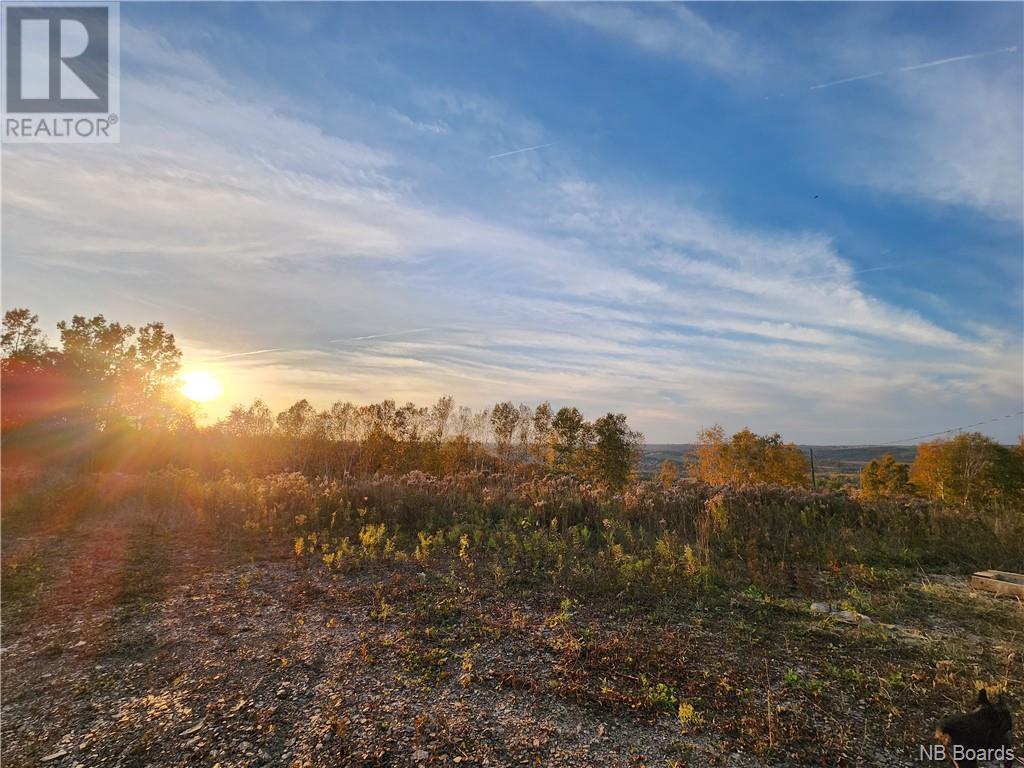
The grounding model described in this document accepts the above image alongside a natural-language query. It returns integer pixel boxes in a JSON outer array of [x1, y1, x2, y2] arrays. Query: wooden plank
[[971, 570, 1024, 598]]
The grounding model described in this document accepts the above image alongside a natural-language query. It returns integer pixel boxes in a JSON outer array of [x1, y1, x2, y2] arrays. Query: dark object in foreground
[[971, 571, 1024, 599], [935, 689, 1014, 767]]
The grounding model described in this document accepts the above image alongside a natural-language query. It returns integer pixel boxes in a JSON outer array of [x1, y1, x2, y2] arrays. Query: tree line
[[1, 309, 643, 488], [210, 394, 644, 486], [3, 307, 1021, 505], [861, 436, 1024, 508]]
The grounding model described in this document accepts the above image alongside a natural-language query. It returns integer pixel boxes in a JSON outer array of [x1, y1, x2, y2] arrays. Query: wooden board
[[971, 570, 1024, 599]]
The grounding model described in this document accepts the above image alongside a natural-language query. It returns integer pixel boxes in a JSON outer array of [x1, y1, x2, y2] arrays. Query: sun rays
[[178, 371, 224, 403]]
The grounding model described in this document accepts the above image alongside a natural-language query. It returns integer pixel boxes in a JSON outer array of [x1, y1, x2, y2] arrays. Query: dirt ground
[[2, 507, 1021, 768]]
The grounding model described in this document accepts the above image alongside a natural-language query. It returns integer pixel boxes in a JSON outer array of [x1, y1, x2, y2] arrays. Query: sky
[[3, 2, 1022, 443]]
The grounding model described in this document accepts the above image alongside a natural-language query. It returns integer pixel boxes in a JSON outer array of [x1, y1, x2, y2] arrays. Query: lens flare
[[179, 370, 223, 402]]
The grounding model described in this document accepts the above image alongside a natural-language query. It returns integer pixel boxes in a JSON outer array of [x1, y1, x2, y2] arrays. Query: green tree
[[1, 308, 53, 368], [551, 406, 588, 472], [531, 402, 554, 464], [589, 413, 643, 489], [56, 313, 183, 428], [121, 322, 183, 425]]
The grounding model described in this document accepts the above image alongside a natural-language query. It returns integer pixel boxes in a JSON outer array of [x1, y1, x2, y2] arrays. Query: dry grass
[[2, 469, 1021, 766]]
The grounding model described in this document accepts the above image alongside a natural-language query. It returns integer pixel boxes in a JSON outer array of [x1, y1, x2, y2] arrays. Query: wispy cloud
[[389, 108, 451, 135], [548, 3, 1020, 222], [542, 3, 754, 77], [2, 18, 1018, 443], [835, 49, 1023, 221]]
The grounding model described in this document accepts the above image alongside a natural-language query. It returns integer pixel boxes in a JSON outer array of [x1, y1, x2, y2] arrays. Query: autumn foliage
[[689, 425, 810, 488], [909, 433, 1024, 509], [4, 308, 1022, 514], [1, 309, 645, 490], [859, 453, 911, 500]]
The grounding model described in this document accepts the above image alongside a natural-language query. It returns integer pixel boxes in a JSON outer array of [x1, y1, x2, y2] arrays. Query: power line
[[826, 410, 1024, 450]]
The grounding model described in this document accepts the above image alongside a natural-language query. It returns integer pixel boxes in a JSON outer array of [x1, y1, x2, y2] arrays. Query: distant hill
[[640, 444, 918, 478]]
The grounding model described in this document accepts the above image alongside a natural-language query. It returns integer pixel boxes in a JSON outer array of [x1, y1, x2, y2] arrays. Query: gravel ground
[[3, 516, 1020, 767]]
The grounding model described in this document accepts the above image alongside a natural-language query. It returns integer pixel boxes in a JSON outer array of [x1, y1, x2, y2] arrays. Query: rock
[[41, 750, 68, 762], [810, 602, 869, 624], [179, 722, 204, 737], [413, 748, 429, 762]]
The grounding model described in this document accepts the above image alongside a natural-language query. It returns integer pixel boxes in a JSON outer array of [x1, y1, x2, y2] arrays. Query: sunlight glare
[[179, 370, 224, 402]]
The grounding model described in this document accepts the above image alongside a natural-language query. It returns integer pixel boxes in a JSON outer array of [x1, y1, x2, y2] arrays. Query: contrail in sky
[[810, 46, 1017, 90], [787, 264, 900, 284], [329, 328, 433, 344], [488, 143, 554, 160], [202, 329, 435, 359], [204, 348, 286, 361]]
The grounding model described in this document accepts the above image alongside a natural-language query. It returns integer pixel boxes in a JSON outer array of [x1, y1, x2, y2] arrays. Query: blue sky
[[3, 2, 1022, 442]]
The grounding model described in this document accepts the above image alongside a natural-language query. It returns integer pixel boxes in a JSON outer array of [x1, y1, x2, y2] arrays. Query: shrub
[[17, 468, 1023, 594]]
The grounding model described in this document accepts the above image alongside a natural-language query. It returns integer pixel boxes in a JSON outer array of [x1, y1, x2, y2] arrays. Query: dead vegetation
[[2, 470, 1021, 767]]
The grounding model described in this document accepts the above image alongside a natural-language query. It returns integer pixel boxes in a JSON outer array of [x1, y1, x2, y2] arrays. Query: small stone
[[180, 722, 204, 736]]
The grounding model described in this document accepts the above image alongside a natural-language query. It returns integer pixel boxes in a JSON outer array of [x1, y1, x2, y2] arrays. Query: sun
[[178, 370, 224, 403]]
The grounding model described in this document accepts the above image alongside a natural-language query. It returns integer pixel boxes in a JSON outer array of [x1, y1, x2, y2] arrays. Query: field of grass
[[2, 469, 1021, 767]]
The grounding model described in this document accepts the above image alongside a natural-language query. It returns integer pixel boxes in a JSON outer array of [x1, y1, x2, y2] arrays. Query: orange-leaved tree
[[910, 432, 1024, 508], [690, 425, 809, 488], [859, 453, 911, 499]]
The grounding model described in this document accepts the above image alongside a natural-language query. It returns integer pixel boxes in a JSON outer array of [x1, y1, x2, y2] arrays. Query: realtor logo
[[2, 2, 120, 142]]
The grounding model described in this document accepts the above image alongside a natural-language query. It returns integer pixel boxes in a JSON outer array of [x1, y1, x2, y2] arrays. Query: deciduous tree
[[860, 453, 910, 499], [910, 433, 1024, 508], [490, 401, 520, 466], [590, 412, 643, 489], [690, 425, 809, 488]]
